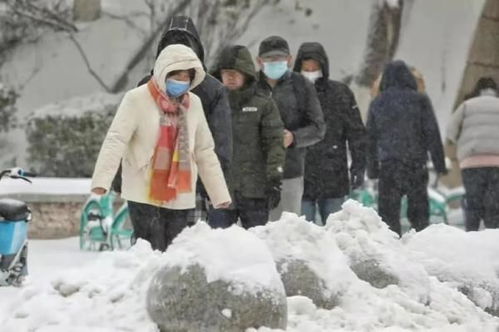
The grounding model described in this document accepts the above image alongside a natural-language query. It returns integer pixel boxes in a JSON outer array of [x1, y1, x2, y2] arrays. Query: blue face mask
[[263, 61, 288, 80], [165, 79, 190, 98]]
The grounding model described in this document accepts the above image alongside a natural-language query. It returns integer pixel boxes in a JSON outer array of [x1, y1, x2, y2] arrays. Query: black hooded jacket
[[139, 16, 232, 175], [293, 42, 367, 199], [366, 60, 446, 178]]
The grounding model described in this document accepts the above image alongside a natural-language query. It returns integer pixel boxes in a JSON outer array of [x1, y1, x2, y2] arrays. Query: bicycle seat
[[0, 198, 30, 221]]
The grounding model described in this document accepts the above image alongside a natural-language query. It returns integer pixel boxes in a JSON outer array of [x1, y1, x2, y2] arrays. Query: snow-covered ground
[[1, 200, 498, 332]]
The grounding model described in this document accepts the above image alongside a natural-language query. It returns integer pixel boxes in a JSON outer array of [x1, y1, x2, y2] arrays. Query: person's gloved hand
[[266, 178, 282, 209], [350, 170, 365, 190]]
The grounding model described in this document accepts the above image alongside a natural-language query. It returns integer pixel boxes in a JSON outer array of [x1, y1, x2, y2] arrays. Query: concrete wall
[[2, 193, 87, 239], [1, 193, 127, 239]]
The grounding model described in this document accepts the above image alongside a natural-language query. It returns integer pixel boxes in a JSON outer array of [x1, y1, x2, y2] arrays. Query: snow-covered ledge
[[0, 178, 92, 238], [0, 177, 91, 202]]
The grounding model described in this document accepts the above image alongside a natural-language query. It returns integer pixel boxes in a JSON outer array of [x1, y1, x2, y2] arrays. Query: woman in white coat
[[91, 44, 231, 251]]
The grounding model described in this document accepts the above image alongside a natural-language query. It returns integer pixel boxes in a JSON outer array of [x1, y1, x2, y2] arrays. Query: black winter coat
[[257, 71, 325, 179], [294, 42, 367, 199], [366, 60, 446, 178]]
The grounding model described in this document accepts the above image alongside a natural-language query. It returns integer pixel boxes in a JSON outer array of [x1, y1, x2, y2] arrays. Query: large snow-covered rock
[[406, 224, 499, 316], [252, 213, 356, 309], [146, 223, 287, 331], [326, 200, 431, 303]]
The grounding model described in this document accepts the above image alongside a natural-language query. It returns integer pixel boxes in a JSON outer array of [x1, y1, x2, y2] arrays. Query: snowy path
[[0, 238, 97, 321]]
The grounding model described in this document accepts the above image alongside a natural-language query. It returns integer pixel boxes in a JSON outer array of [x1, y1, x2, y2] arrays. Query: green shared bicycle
[[79, 191, 133, 251]]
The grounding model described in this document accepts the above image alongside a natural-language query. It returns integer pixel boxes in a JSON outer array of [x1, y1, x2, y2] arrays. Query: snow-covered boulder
[[146, 223, 287, 331], [276, 259, 338, 309], [327, 200, 431, 303], [252, 213, 356, 309], [406, 224, 499, 316]]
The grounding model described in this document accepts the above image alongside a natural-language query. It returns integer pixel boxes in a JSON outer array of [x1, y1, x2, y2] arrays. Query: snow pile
[[1, 201, 499, 331], [147, 223, 287, 331], [326, 200, 431, 303], [1, 240, 162, 332], [252, 213, 355, 307], [405, 224, 499, 314], [160, 222, 284, 295]]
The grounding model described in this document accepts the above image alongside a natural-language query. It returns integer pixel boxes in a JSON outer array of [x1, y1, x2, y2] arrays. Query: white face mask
[[301, 70, 323, 83]]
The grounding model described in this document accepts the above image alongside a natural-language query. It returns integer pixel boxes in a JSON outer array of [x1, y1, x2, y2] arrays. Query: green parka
[[213, 45, 285, 198]]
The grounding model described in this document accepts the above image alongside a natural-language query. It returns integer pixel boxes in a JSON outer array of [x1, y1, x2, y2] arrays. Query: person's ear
[[287, 55, 293, 68]]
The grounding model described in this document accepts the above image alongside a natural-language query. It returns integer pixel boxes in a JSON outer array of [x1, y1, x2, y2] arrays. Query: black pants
[[128, 201, 189, 252], [461, 167, 499, 231], [378, 161, 429, 236], [207, 192, 269, 229]]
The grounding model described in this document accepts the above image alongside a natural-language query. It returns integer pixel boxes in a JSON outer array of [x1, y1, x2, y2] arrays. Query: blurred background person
[[446, 77, 499, 231], [366, 60, 447, 236], [294, 42, 366, 225]]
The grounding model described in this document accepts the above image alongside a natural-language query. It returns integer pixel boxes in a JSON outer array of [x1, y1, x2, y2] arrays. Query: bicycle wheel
[[80, 199, 104, 250], [110, 204, 133, 250]]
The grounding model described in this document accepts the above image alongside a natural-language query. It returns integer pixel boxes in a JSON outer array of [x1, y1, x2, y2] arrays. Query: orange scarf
[[147, 79, 192, 203]]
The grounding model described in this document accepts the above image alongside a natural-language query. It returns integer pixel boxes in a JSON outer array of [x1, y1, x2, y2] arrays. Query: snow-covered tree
[[111, 0, 273, 92], [0, 83, 17, 133], [355, 0, 404, 89]]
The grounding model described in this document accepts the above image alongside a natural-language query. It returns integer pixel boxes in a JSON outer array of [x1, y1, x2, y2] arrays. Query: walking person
[[447, 77, 499, 231], [293, 42, 367, 224], [112, 16, 232, 225], [366, 60, 446, 236], [91, 44, 231, 251], [257, 36, 326, 221], [209, 45, 286, 229]]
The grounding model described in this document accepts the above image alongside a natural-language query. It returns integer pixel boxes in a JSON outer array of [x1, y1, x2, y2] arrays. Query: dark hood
[[380, 60, 417, 92], [156, 16, 205, 64], [212, 45, 256, 83], [465, 77, 498, 99], [293, 42, 329, 79]]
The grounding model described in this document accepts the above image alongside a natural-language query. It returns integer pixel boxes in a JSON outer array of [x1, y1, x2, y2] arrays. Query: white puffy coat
[[91, 44, 231, 209]]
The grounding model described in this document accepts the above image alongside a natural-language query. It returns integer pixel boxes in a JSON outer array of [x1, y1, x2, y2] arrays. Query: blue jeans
[[301, 197, 346, 225]]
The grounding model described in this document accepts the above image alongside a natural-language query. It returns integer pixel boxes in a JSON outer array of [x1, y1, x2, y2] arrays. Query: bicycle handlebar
[[0, 167, 37, 180]]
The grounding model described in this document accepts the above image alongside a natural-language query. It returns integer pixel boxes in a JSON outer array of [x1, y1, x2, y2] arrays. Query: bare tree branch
[[4, 0, 77, 33], [68, 34, 112, 92], [110, 0, 192, 92], [101, 11, 149, 36]]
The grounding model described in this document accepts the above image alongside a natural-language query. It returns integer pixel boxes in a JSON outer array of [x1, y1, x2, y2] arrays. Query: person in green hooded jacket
[[209, 45, 285, 229]]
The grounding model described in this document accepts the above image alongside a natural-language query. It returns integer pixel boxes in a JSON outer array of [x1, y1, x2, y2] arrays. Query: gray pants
[[270, 176, 304, 221]]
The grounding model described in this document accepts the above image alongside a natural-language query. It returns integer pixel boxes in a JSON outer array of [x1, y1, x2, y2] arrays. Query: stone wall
[[28, 201, 84, 239], [3, 193, 87, 239]]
